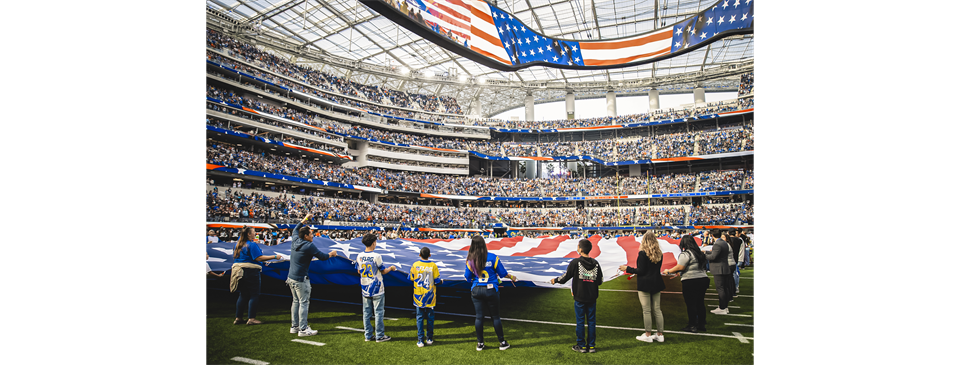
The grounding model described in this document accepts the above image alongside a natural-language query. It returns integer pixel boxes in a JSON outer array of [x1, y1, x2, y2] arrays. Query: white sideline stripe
[[291, 339, 326, 346], [211, 290, 754, 341], [231, 357, 269, 365], [335, 326, 365, 332], [713, 313, 752, 317], [725, 323, 753, 327], [732, 332, 750, 343]]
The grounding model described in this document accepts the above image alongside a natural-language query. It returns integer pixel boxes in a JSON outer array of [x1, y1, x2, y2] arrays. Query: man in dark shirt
[[551, 239, 604, 353]]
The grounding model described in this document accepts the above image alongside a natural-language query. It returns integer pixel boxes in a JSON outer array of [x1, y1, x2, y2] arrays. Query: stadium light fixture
[[477, 77, 487, 84], [399, 67, 409, 75], [459, 75, 468, 82]]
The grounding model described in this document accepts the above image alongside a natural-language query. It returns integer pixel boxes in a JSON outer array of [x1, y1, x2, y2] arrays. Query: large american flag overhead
[[364, 0, 754, 70], [206, 234, 698, 288]]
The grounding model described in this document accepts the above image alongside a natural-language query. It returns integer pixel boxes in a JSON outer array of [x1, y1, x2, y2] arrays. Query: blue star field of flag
[[488, 6, 584, 66], [672, 0, 754, 53]]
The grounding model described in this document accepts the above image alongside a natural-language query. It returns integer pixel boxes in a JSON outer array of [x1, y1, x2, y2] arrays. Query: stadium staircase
[[694, 175, 702, 192], [693, 135, 701, 155], [536, 146, 543, 157]]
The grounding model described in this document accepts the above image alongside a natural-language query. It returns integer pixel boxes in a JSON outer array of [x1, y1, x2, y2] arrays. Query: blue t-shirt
[[463, 252, 508, 292], [234, 241, 264, 266]]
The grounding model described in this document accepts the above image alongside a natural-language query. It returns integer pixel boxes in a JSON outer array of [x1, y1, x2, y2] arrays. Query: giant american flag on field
[[370, 0, 753, 70], [206, 234, 701, 288]]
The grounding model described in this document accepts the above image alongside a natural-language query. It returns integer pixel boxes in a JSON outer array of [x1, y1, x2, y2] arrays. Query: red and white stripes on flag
[[467, 0, 512, 65], [578, 28, 674, 66]]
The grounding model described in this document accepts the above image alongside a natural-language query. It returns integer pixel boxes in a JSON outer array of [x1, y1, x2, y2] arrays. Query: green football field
[[207, 267, 754, 364]]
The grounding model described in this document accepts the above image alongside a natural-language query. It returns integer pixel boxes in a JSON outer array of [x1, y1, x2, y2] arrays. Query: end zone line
[[231, 357, 269, 365]]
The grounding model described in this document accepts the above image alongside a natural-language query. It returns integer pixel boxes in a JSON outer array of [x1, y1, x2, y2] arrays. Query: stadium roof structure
[[206, 0, 754, 117]]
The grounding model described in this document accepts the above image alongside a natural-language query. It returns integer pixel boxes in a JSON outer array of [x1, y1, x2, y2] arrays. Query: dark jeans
[[713, 273, 732, 310], [574, 301, 597, 348], [470, 286, 504, 344], [416, 307, 435, 343], [236, 268, 261, 319], [681, 277, 710, 328]]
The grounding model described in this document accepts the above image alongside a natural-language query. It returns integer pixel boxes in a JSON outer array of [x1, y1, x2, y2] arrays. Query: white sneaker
[[655, 334, 664, 343], [290, 327, 299, 334], [636, 334, 655, 343], [710, 307, 729, 315], [425, 339, 434, 345], [298, 327, 318, 337], [417, 342, 425, 348]]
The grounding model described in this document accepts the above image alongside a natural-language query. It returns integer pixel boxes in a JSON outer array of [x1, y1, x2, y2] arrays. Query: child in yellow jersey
[[410, 247, 442, 348]]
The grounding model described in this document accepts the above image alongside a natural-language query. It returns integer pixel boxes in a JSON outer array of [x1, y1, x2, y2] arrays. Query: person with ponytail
[[464, 235, 517, 351], [229, 226, 281, 325], [619, 231, 666, 343], [662, 235, 710, 333]]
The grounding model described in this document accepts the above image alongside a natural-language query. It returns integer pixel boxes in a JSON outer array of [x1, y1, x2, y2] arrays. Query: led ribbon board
[[362, 0, 753, 71]]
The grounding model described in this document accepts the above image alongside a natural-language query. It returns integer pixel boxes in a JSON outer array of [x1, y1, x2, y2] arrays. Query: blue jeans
[[286, 277, 311, 331], [470, 286, 504, 344], [416, 307, 435, 343], [235, 268, 260, 319], [733, 265, 741, 290], [574, 301, 597, 348], [361, 294, 386, 340]]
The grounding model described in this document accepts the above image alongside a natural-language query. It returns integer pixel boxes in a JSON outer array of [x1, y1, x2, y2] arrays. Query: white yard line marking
[[725, 323, 753, 327], [713, 313, 752, 317], [334, 326, 365, 332], [291, 339, 326, 346], [383, 317, 399, 321], [732, 332, 750, 343], [598, 289, 753, 298], [231, 357, 269, 365]]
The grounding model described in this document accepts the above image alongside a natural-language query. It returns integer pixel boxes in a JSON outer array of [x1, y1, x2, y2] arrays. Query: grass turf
[[207, 267, 754, 364]]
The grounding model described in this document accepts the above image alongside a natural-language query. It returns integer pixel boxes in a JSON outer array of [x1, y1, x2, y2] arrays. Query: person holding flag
[[551, 239, 604, 353], [410, 247, 442, 348], [286, 213, 338, 337], [464, 235, 517, 351]]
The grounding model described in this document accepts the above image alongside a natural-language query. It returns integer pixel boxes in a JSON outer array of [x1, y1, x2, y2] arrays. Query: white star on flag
[[675, 41, 681, 48], [498, 27, 503, 34], [706, 17, 713, 25], [237, 168, 246, 174], [572, 45, 577, 51], [718, 16, 725, 25], [734, 0, 740, 8], [730, 16, 736, 23], [512, 25, 517, 31], [526, 38, 531, 44], [689, 27, 696, 35], [521, 51, 526, 57], [700, 32, 707, 39], [508, 14, 512, 20], [533, 35, 539, 42], [521, 26, 526, 32], [722, 0, 729, 9], [567, 61, 572, 65], [742, 13, 748, 21], [505, 43, 510, 49], [538, 47, 544, 54], [552, 56, 558, 61], [546, 45, 552, 51], [574, 57, 579, 62], [676, 27, 683, 35]]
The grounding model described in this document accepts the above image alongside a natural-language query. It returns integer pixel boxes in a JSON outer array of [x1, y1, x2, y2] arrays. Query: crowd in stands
[[207, 29, 755, 130], [207, 141, 750, 197], [207, 90, 753, 162], [207, 29, 462, 115], [697, 170, 748, 192], [367, 155, 468, 170], [206, 117, 346, 154], [687, 205, 740, 225], [739, 72, 754, 95], [206, 189, 748, 228]]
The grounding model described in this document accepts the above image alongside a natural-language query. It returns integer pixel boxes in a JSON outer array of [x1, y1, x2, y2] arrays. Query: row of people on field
[[221, 220, 750, 351]]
